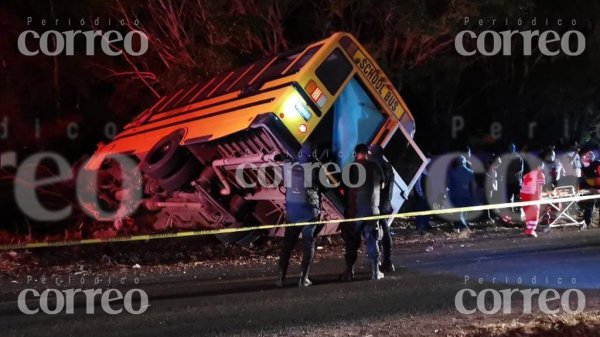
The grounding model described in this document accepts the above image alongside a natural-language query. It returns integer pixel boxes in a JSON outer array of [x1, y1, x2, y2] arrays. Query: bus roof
[[88, 32, 418, 170], [126, 39, 329, 129], [126, 32, 415, 126]]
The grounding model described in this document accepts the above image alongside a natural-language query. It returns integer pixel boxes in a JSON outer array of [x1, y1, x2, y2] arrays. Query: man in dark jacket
[[503, 143, 524, 222], [368, 144, 395, 272], [340, 144, 384, 281], [277, 143, 322, 287], [415, 165, 433, 233], [581, 150, 600, 228], [447, 155, 476, 232]]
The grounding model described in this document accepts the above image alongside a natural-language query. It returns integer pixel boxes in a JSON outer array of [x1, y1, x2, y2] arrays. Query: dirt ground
[[0, 219, 524, 278], [248, 312, 600, 337]]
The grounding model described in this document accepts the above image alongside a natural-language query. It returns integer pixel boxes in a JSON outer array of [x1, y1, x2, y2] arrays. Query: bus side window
[[284, 44, 322, 75], [315, 48, 352, 96]]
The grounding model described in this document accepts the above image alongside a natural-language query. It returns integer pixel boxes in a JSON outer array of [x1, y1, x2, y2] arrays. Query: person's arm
[[516, 156, 525, 181], [375, 167, 383, 190], [312, 163, 326, 194], [539, 172, 550, 195], [446, 171, 452, 192], [378, 164, 385, 189]]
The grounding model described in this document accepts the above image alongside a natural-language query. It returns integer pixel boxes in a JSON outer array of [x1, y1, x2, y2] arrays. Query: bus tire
[[157, 158, 201, 192], [141, 133, 187, 179]]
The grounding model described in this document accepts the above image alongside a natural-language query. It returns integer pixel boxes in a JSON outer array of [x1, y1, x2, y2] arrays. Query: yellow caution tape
[[1, 193, 599, 251]]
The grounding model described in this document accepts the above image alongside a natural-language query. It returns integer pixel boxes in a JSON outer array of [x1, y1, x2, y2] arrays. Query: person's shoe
[[524, 229, 538, 238], [458, 228, 471, 238], [373, 272, 385, 281], [371, 260, 384, 281], [298, 276, 312, 287], [380, 260, 395, 273], [339, 269, 355, 282], [275, 271, 286, 288], [372, 269, 384, 281]]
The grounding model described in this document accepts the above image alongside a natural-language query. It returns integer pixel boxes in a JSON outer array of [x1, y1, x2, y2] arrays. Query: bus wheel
[[141, 132, 188, 179], [157, 158, 201, 192]]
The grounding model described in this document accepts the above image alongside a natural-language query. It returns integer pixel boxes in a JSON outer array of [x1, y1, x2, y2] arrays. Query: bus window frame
[[380, 122, 428, 191], [314, 48, 354, 96], [333, 75, 389, 166], [283, 44, 323, 75], [306, 74, 389, 168], [334, 37, 417, 135], [346, 74, 390, 138]]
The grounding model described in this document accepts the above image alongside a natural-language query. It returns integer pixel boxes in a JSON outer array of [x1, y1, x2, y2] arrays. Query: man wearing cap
[[368, 144, 395, 272], [276, 143, 322, 287], [340, 144, 385, 281]]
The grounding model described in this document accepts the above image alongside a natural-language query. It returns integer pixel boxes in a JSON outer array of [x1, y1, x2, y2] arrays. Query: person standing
[[581, 150, 600, 228], [340, 144, 384, 281], [465, 146, 473, 170], [486, 155, 502, 222], [520, 161, 546, 238], [414, 166, 432, 234], [277, 143, 322, 288], [447, 156, 477, 233], [368, 144, 395, 273], [542, 147, 566, 190], [562, 143, 582, 189], [502, 143, 525, 223], [505, 143, 525, 200]]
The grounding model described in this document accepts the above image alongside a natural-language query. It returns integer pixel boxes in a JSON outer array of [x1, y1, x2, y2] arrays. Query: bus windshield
[[332, 77, 386, 167]]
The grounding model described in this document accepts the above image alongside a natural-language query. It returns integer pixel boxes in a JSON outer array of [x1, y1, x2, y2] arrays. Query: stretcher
[[541, 186, 586, 232]]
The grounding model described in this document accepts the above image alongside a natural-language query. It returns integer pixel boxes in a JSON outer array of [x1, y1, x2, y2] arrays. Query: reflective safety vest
[[520, 168, 546, 198]]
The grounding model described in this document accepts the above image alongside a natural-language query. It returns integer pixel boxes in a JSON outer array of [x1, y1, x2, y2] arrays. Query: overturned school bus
[[84, 32, 428, 244]]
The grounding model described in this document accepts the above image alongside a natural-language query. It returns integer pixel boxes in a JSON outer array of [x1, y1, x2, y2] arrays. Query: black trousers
[[507, 183, 521, 203], [415, 197, 431, 231], [505, 183, 522, 221], [379, 218, 392, 264], [341, 219, 380, 269], [278, 224, 321, 275], [582, 200, 598, 226]]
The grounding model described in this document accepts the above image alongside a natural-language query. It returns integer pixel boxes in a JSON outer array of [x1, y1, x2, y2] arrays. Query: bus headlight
[[294, 101, 312, 121], [283, 95, 312, 122]]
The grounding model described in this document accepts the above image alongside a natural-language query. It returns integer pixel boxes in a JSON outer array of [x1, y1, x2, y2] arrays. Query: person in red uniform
[[520, 161, 546, 237]]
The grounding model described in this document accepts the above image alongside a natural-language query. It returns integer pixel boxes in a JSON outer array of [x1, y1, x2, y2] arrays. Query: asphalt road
[[403, 229, 600, 289], [1, 228, 600, 337]]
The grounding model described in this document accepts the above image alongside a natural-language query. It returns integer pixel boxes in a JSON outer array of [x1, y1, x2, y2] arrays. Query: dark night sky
[[1, 0, 599, 159]]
